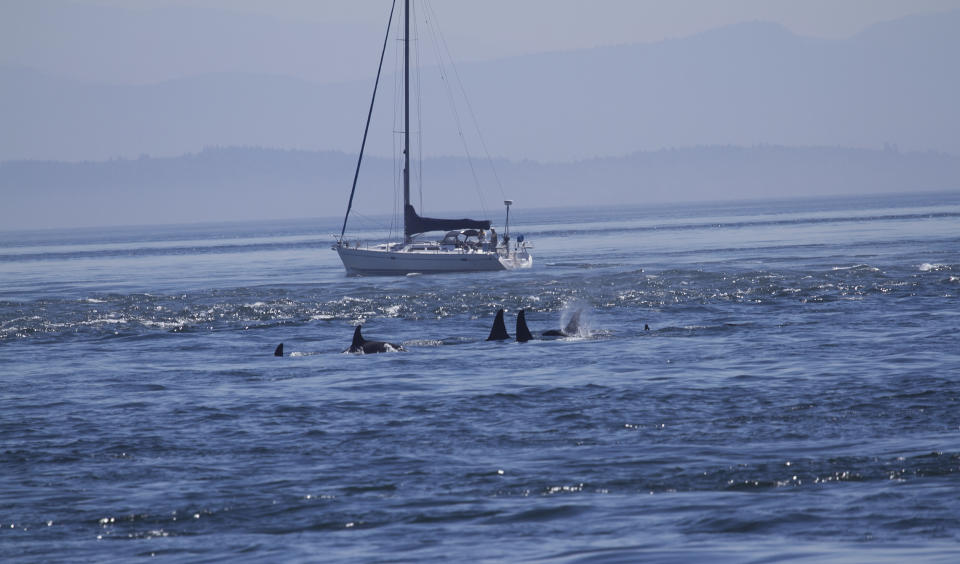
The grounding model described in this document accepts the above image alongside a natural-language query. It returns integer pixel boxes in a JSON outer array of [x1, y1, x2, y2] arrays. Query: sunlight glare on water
[[1, 192, 959, 561]]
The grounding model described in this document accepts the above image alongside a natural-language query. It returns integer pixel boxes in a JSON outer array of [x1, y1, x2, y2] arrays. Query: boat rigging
[[334, 0, 533, 275]]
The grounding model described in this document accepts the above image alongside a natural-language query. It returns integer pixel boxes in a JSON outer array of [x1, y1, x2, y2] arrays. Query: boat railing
[[336, 238, 530, 257]]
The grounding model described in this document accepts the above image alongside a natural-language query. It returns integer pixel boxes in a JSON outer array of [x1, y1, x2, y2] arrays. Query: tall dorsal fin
[[516, 309, 533, 343], [487, 309, 510, 341], [273, 343, 284, 357], [352, 325, 365, 348]]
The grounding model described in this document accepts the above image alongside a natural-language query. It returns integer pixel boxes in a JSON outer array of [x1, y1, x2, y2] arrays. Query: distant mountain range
[[3, 146, 958, 230], [2, 11, 959, 163]]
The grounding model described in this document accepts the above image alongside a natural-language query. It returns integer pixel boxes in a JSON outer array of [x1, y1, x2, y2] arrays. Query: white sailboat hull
[[336, 245, 532, 276], [333, 2, 534, 277]]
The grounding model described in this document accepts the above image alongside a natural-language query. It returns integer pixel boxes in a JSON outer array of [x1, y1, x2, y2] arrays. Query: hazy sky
[[80, 0, 960, 43], [2, 0, 959, 163], [3, 0, 959, 85], [2, 0, 959, 226]]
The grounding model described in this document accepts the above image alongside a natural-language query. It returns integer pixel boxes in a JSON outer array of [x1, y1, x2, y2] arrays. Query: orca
[[346, 325, 404, 354], [487, 309, 511, 341], [274, 343, 284, 357], [515, 309, 534, 343], [542, 309, 583, 337]]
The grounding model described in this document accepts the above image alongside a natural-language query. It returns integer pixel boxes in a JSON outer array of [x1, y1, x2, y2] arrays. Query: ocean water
[[2, 191, 959, 562]]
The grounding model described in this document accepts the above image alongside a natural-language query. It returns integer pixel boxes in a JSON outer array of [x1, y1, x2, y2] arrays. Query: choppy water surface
[[2, 192, 959, 562]]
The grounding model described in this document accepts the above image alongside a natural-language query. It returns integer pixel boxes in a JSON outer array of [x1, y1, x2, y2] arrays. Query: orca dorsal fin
[[352, 325, 365, 348], [516, 309, 534, 343], [487, 309, 510, 341], [274, 343, 284, 357], [563, 310, 582, 336]]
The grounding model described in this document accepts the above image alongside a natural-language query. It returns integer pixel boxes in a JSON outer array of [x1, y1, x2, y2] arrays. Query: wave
[[0, 238, 328, 263], [530, 210, 960, 239], [2, 252, 954, 343]]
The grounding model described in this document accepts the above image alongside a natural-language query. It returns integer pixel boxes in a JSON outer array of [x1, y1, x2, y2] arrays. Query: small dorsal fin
[[273, 343, 284, 357], [352, 325, 365, 348], [487, 309, 510, 341], [516, 309, 533, 343]]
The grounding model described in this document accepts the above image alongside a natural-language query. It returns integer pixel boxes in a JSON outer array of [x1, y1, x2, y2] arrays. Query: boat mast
[[403, 0, 411, 244]]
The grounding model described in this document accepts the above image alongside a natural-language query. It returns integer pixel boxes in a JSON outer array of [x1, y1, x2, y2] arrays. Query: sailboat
[[333, 0, 533, 276]]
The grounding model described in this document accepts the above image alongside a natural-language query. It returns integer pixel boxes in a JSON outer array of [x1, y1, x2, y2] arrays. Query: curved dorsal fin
[[274, 343, 284, 357], [516, 309, 533, 343], [487, 309, 510, 341]]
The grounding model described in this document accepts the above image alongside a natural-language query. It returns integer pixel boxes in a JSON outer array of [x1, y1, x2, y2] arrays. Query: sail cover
[[405, 205, 491, 238]]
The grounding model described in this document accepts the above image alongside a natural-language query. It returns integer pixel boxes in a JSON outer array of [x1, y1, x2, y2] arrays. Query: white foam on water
[[142, 318, 191, 329], [558, 300, 594, 338], [404, 339, 442, 347]]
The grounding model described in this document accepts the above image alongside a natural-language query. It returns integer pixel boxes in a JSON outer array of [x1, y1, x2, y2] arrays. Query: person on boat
[[489, 228, 498, 250]]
